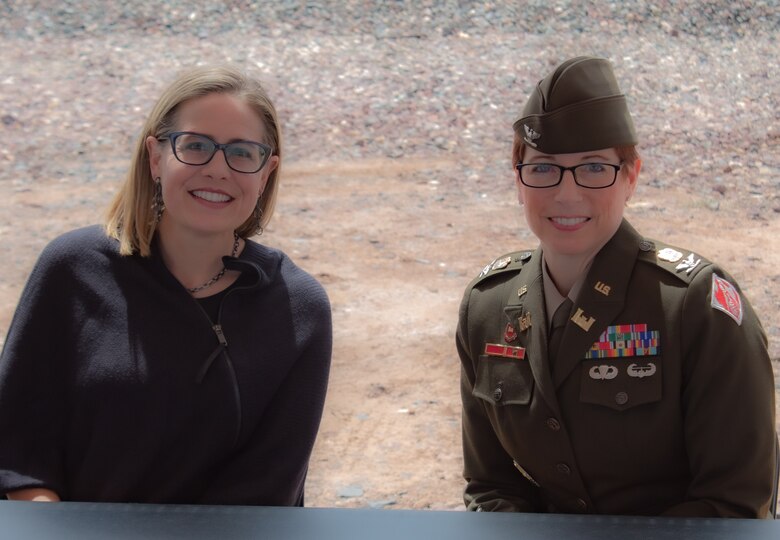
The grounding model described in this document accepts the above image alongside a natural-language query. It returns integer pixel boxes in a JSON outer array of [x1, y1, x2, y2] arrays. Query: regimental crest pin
[[491, 256, 512, 271], [657, 247, 683, 263], [523, 124, 540, 147], [711, 274, 743, 325], [504, 322, 518, 343]]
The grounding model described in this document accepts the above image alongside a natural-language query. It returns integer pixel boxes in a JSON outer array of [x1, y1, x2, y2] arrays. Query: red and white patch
[[504, 322, 518, 343], [711, 274, 743, 326]]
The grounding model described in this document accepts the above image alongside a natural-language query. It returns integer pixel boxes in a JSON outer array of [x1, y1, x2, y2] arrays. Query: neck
[[543, 249, 599, 297], [156, 221, 243, 297]]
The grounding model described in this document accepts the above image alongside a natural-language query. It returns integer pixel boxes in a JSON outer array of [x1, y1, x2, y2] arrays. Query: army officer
[[457, 56, 777, 517]]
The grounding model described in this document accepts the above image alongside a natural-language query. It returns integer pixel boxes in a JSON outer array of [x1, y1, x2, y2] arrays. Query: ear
[[514, 167, 525, 205], [146, 136, 163, 180], [624, 158, 641, 201], [258, 155, 280, 197]]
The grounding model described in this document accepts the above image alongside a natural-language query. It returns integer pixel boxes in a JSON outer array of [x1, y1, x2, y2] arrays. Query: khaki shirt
[[457, 219, 776, 517]]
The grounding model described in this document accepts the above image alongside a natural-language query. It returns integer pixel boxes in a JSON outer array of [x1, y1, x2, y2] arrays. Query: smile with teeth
[[191, 190, 233, 203], [550, 216, 589, 226]]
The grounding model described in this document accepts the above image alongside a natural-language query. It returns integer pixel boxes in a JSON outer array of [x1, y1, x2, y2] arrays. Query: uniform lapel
[[552, 220, 643, 389], [503, 248, 562, 415]]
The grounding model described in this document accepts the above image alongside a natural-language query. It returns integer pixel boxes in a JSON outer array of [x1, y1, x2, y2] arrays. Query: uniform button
[[493, 387, 503, 402], [546, 418, 561, 431], [575, 498, 587, 511], [556, 463, 571, 475], [615, 391, 629, 405]]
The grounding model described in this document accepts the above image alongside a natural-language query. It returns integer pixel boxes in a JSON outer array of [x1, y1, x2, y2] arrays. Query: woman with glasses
[[457, 56, 776, 517], [0, 66, 332, 505]]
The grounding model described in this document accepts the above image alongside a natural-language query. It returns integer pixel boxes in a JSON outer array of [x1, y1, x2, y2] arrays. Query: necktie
[[548, 298, 573, 363]]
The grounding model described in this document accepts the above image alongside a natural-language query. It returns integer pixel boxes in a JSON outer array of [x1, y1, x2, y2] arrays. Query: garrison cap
[[513, 56, 637, 154]]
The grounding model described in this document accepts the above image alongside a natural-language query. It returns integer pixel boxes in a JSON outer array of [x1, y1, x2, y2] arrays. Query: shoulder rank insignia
[[641, 241, 711, 284], [711, 274, 743, 325], [474, 251, 531, 282], [675, 253, 701, 274]]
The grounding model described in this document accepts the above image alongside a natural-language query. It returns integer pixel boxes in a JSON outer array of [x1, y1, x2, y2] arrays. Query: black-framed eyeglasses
[[157, 131, 273, 174], [516, 162, 624, 189]]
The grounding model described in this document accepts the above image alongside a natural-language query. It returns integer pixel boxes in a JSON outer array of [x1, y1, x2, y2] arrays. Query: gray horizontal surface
[[0, 502, 778, 540]]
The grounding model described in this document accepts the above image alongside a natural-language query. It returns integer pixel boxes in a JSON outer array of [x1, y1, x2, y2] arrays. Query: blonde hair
[[105, 65, 282, 256]]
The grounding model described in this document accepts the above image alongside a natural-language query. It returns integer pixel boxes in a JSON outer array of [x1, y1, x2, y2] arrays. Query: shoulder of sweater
[[38, 224, 119, 266], [243, 240, 329, 304], [634, 236, 714, 284]]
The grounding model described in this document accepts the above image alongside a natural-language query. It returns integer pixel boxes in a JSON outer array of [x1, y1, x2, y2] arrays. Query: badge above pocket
[[579, 324, 662, 411]]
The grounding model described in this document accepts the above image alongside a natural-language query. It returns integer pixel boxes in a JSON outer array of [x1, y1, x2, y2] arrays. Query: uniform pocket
[[473, 355, 534, 406], [579, 358, 662, 411]]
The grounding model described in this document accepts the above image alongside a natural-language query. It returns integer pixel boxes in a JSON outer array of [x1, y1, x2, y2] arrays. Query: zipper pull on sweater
[[213, 324, 228, 346]]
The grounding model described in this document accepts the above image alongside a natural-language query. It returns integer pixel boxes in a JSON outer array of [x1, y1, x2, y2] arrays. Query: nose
[[201, 148, 232, 178], [553, 169, 582, 202]]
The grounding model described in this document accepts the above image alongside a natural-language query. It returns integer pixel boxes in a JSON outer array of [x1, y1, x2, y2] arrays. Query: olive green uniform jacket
[[458, 219, 776, 517]]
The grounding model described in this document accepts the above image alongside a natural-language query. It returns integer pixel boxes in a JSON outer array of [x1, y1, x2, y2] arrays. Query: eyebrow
[[526, 154, 613, 162]]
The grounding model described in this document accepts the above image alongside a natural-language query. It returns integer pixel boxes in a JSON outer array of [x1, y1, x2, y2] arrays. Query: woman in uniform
[[0, 65, 332, 505], [457, 56, 777, 517]]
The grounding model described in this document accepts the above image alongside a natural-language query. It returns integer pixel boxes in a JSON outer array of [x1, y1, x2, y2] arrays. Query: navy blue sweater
[[0, 226, 332, 505]]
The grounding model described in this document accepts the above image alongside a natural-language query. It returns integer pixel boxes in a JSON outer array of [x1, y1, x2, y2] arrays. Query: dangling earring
[[252, 201, 264, 236], [152, 177, 165, 224]]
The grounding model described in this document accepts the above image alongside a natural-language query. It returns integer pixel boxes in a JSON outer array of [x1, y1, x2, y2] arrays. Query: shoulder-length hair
[[105, 65, 282, 256]]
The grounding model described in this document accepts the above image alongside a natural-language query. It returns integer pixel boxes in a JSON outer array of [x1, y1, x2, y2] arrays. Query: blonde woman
[[0, 66, 332, 505]]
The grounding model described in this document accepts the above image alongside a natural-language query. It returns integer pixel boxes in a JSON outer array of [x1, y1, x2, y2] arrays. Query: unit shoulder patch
[[710, 274, 743, 325]]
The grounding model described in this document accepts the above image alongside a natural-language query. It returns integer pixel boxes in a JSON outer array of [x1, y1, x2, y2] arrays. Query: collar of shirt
[[542, 254, 592, 331]]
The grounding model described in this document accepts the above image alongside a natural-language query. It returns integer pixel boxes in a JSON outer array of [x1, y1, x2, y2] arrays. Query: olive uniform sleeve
[[458, 287, 540, 512], [661, 266, 776, 518]]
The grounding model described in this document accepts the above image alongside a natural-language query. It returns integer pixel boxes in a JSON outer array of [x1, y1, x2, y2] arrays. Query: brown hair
[[105, 65, 282, 256]]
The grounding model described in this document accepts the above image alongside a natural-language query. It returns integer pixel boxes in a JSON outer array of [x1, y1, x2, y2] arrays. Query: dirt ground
[[1, 155, 777, 511]]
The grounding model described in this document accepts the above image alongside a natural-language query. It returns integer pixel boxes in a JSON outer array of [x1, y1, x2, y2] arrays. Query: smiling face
[[146, 92, 279, 239], [516, 146, 640, 263]]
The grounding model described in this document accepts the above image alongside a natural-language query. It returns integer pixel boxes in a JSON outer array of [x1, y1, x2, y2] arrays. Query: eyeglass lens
[[173, 133, 267, 173], [520, 163, 618, 188]]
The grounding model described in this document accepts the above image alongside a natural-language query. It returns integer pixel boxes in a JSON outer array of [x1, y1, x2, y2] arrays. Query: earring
[[152, 177, 165, 224], [252, 201, 264, 236]]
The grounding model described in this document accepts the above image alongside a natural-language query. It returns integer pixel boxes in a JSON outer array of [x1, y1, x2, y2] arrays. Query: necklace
[[187, 232, 240, 294]]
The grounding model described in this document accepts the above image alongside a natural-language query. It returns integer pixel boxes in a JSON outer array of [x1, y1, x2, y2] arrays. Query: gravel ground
[[1, 1, 778, 200], [1, 0, 778, 511]]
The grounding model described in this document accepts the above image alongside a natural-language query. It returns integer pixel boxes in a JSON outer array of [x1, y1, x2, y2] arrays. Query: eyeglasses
[[516, 162, 623, 189], [158, 131, 273, 174]]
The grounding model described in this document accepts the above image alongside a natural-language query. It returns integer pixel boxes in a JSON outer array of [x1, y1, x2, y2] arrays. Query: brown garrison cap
[[513, 56, 637, 154]]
